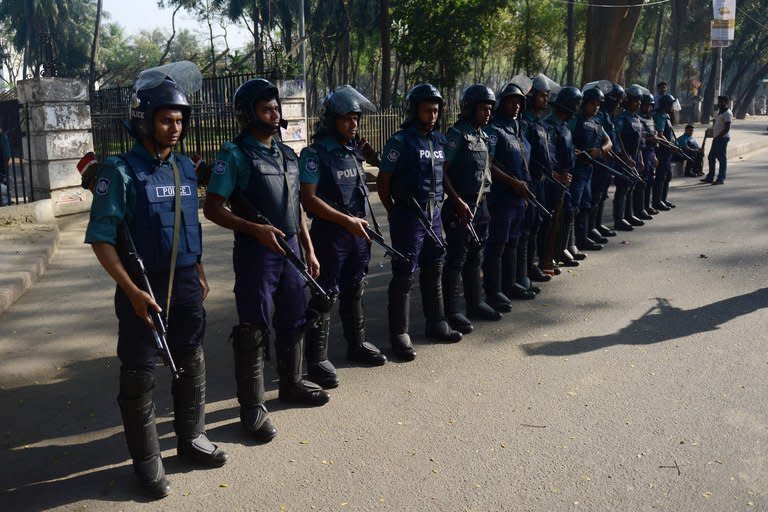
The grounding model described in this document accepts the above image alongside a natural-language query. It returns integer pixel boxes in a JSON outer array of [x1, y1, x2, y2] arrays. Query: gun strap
[[351, 153, 382, 235], [165, 158, 183, 324], [473, 135, 492, 215], [428, 138, 436, 216]]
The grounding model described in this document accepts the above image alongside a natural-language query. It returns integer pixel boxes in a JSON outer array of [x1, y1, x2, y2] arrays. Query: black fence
[[0, 100, 34, 207], [91, 74, 458, 165]]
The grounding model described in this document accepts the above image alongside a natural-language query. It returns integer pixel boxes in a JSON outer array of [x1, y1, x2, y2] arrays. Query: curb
[[0, 224, 60, 315]]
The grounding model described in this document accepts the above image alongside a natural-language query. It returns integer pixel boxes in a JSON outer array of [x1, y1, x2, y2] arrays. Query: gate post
[[17, 78, 94, 216]]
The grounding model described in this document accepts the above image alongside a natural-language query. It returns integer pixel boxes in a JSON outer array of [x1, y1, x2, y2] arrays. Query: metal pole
[[713, 46, 723, 111]]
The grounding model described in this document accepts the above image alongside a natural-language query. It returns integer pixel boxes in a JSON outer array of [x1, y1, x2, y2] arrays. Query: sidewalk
[[0, 115, 765, 322]]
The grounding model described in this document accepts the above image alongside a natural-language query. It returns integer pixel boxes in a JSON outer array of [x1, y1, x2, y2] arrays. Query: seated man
[[676, 124, 703, 176]]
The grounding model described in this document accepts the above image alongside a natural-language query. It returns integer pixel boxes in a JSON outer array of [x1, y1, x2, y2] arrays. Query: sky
[[102, 0, 252, 49]]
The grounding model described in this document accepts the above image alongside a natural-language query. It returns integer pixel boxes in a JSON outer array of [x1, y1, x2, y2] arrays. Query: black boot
[[277, 329, 331, 406], [483, 242, 513, 312], [421, 262, 463, 342], [388, 272, 416, 361], [661, 177, 675, 208], [527, 232, 551, 282], [567, 215, 588, 260], [576, 209, 603, 251], [503, 238, 536, 300], [231, 324, 277, 442], [442, 259, 473, 334], [624, 185, 644, 226], [645, 179, 658, 214], [173, 347, 228, 468], [652, 175, 669, 211], [340, 282, 386, 366], [464, 245, 502, 321], [633, 186, 652, 220], [596, 200, 617, 237], [304, 294, 339, 389], [588, 204, 608, 244], [118, 368, 171, 499], [516, 237, 541, 293]]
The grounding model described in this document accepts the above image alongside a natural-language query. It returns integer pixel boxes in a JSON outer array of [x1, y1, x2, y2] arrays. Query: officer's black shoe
[[589, 228, 609, 244], [240, 404, 276, 443], [134, 457, 171, 499], [597, 224, 617, 237], [506, 283, 536, 300], [614, 219, 634, 231], [307, 361, 340, 389], [700, 177, 713, 183], [276, 330, 331, 407], [347, 342, 387, 366], [637, 211, 653, 220], [566, 247, 587, 261], [390, 334, 416, 361], [468, 302, 502, 322], [653, 201, 670, 211], [446, 312, 474, 334], [178, 434, 228, 468], [425, 320, 463, 343], [489, 292, 513, 312], [663, 200, 676, 208], [577, 238, 603, 251], [647, 206, 660, 215], [529, 265, 552, 282], [627, 216, 645, 226]]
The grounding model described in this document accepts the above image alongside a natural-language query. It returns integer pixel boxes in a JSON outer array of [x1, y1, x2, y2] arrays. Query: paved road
[[1, 147, 767, 511]]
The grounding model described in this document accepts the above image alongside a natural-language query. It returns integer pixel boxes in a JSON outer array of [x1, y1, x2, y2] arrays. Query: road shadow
[[521, 287, 768, 356]]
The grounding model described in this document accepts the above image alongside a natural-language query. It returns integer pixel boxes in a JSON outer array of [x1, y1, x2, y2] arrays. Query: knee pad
[[231, 324, 265, 353], [119, 366, 155, 399]]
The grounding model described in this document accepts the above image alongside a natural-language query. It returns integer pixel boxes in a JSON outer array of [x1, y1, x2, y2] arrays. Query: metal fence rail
[[0, 100, 34, 207], [90, 75, 459, 165]]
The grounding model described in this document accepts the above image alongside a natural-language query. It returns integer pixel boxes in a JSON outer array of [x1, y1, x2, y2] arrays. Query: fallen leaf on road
[[702, 491, 712, 498], [299, 440, 309, 445], [219, 483, 229, 488], [699, 254, 708, 258]]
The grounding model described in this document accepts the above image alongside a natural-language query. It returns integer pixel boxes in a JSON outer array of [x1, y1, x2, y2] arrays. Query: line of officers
[[85, 73, 681, 498]]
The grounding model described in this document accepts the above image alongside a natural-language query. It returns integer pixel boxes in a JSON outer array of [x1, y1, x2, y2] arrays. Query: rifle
[[193, 156, 332, 303], [604, 149, 646, 184], [579, 151, 643, 185], [409, 197, 447, 252], [332, 202, 407, 263], [77, 152, 181, 380], [656, 137, 694, 162]]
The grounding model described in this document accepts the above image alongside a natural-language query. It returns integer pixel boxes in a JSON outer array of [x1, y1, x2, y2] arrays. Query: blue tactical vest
[[544, 115, 576, 173], [391, 128, 446, 205], [235, 138, 301, 239], [653, 111, 674, 158], [596, 110, 618, 148], [490, 118, 530, 182], [446, 125, 492, 200], [640, 114, 657, 150], [615, 111, 644, 157], [313, 138, 368, 217], [522, 112, 553, 181], [119, 151, 201, 273], [571, 112, 604, 152]]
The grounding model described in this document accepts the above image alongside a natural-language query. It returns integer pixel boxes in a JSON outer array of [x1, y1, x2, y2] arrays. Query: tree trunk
[[88, 0, 103, 92], [669, 0, 686, 95], [647, 6, 665, 91], [158, 5, 182, 66], [566, 1, 575, 85], [582, 0, 644, 83], [735, 61, 768, 119], [380, 0, 391, 109], [700, 49, 717, 122]]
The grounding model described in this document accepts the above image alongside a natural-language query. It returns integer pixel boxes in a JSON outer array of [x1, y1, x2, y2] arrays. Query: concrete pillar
[[17, 78, 94, 216], [279, 80, 308, 154]]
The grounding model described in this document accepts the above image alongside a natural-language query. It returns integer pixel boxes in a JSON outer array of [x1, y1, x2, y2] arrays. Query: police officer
[[377, 84, 462, 360], [591, 83, 624, 240], [653, 93, 677, 211], [299, 85, 387, 389], [613, 85, 645, 231], [86, 75, 227, 498], [543, 86, 581, 268], [521, 75, 557, 281], [204, 79, 330, 442], [568, 85, 612, 252], [442, 84, 502, 334], [639, 93, 660, 217], [483, 80, 537, 309]]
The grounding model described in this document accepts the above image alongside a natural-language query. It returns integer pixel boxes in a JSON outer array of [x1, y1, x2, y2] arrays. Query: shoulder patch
[[447, 138, 458, 150], [387, 148, 400, 162], [213, 160, 226, 175], [95, 177, 110, 196], [305, 158, 319, 172]]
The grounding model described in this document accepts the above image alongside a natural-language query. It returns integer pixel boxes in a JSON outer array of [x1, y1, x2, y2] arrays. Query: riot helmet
[[234, 78, 286, 134]]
